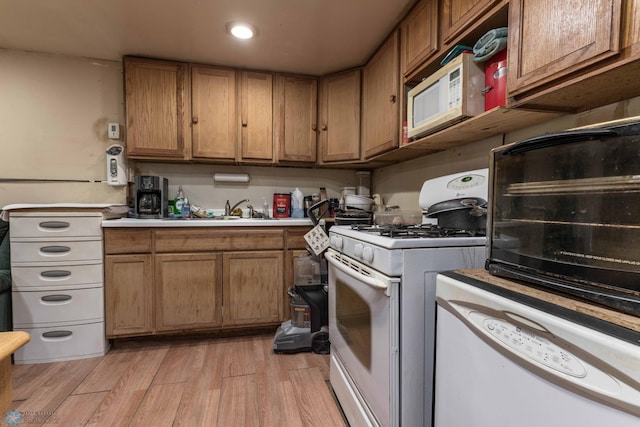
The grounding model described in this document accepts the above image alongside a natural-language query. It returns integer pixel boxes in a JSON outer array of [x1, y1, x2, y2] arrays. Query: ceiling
[[0, 0, 417, 76]]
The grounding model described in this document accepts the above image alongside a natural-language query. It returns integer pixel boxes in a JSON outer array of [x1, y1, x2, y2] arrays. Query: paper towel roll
[[213, 173, 250, 183]]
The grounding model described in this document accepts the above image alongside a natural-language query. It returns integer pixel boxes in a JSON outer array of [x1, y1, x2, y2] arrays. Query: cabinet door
[[361, 30, 400, 159], [124, 57, 189, 159], [401, 0, 439, 78], [240, 71, 274, 162], [105, 254, 153, 337], [191, 65, 237, 160], [223, 251, 283, 326], [155, 253, 223, 332], [508, 0, 622, 96], [440, 0, 501, 44], [319, 69, 361, 163], [275, 74, 318, 163]]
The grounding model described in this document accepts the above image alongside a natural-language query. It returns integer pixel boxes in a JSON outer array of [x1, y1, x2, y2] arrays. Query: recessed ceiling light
[[227, 22, 256, 40]]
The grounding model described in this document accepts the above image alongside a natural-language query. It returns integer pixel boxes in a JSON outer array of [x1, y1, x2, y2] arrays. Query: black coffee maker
[[134, 176, 168, 218]]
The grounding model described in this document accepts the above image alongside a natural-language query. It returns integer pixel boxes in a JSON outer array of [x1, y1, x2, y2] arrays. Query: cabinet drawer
[[13, 287, 104, 327], [155, 229, 284, 252], [104, 228, 152, 254], [13, 321, 108, 364], [11, 240, 103, 263], [12, 262, 103, 290], [10, 215, 102, 238]]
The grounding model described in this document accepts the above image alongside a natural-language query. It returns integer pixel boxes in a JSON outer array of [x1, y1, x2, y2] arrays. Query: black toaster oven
[[486, 117, 640, 316]]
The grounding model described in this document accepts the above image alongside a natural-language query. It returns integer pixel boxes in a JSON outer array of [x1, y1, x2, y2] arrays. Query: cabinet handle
[[192, 116, 198, 124], [40, 270, 71, 278], [322, 124, 328, 131], [41, 294, 72, 302], [42, 331, 73, 339], [40, 246, 71, 253], [39, 221, 70, 229], [242, 120, 248, 127], [312, 124, 317, 131], [389, 94, 396, 103]]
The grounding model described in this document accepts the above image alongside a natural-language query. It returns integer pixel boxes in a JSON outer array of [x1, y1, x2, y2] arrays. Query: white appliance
[[326, 169, 489, 427], [407, 53, 484, 139], [105, 144, 127, 186], [435, 273, 640, 426]]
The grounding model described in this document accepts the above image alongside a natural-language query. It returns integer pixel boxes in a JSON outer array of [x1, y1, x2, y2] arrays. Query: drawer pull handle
[[40, 270, 71, 278], [41, 295, 72, 302], [39, 221, 70, 229], [42, 331, 72, 339], [40, 246, 71, 253]]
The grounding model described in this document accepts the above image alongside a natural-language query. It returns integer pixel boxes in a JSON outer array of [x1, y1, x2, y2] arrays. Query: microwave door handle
[[325, 251, 388, 291], [502, 129, 618, 155]]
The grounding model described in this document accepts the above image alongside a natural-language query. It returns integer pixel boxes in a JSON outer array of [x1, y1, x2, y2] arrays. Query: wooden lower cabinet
[[155, 253, 223, 332], [104, 254, 153, 337], [222, 251, 284, 326]]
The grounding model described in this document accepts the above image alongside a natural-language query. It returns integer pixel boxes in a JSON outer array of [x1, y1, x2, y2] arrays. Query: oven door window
[[336, 278, 372, 370]]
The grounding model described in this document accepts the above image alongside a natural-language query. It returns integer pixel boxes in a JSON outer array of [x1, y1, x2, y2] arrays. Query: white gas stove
[[327, 169, 489, 427]]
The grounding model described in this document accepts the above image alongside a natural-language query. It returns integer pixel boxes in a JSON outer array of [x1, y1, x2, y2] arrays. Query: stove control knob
[[331, 236, 343, 249], [354, 243, 364, 258], [362, 246, 374, 263]]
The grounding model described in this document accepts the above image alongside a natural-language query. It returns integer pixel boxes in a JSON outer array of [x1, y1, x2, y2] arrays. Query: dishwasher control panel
[[482, 318, 586, 377]]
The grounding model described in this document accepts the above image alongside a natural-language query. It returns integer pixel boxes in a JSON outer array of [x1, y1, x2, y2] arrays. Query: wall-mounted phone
[[106, 144, 127, 186]]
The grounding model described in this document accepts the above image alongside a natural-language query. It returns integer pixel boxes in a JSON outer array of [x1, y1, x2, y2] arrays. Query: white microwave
[[407, 53, 485, 139]]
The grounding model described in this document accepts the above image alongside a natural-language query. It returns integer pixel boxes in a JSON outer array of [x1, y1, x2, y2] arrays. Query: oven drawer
[[13, 321, 108, 364], [11, 261, 103, 290], [12, 287, 104, 327], [10, 240, 103, 263]]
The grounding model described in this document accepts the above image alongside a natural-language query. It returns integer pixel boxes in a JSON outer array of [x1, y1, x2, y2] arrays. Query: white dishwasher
[[434, 272, 640, 427]]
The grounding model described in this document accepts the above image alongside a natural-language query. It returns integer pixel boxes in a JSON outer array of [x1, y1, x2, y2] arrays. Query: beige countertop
[[102, 217, 314, 227]]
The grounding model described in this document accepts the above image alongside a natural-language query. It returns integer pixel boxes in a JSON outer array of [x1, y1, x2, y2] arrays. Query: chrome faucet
[[225, 199, 250, 216]]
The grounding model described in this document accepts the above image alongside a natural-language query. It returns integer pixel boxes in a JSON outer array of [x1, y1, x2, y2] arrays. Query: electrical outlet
[[108, 123, 120, 139]]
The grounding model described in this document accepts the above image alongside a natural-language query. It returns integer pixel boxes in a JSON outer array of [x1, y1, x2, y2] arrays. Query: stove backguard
[[486, 119, 640, 316]]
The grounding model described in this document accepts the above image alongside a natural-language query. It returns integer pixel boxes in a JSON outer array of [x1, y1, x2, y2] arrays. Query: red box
[[484, 49, 507, 111]]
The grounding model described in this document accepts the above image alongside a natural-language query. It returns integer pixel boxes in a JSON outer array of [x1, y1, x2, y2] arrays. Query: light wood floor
[[7, 333, 348, 426]]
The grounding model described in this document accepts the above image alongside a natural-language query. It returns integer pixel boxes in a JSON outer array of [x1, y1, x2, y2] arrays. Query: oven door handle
[[325, 251, 388, 291]]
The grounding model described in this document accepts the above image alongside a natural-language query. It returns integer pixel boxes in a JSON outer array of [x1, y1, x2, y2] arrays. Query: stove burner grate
[[350, 223, 485, 238]]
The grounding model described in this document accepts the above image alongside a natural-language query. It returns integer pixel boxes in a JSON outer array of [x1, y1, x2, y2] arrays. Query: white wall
[[0, 49, 127, 207]]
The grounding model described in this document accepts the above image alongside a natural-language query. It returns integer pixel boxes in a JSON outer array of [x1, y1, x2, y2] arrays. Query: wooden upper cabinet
[[275, 74, 318, 163], [124, 57, 189, 159], [401, 0, 439, 78], [508, 0, 623, 97], [361, 30, 400, 159], [191, 65, 237, 160], [319, 69, 361, 163], [239, 71, 274, 162], [440, 0, 501, 44]]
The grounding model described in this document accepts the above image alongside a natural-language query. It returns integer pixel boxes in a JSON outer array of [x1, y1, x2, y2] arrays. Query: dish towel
[[473, 27, 508, 62]]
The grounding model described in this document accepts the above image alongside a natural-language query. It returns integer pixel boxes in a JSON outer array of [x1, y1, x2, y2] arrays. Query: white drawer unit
[[12, 287, 105, 328], [10, 239, 103, 263], [11, 261, 103, 291], [12, 322, 107, 364], [9, 211, 108, 364]]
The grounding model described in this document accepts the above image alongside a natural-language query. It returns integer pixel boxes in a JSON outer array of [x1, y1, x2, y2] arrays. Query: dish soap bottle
[[174, 186, 185, 218], [292, 187, 304, 218]]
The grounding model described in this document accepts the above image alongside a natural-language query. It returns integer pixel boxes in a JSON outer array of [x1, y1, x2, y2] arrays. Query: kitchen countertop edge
[[102, 218, 314, 227]]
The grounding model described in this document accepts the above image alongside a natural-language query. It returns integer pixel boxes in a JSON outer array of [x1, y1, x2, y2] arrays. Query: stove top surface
[[329, 224, 487, 249]]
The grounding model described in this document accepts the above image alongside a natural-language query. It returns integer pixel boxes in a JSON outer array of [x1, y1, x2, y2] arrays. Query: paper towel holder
[[213, 173, 250, 183]]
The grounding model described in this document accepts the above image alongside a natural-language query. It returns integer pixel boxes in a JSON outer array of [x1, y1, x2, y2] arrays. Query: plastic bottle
[[291, 188, 304, 218], [174, 186, 185, 218], [262, 197, 269, 219], [182, 197, 191, 218]]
